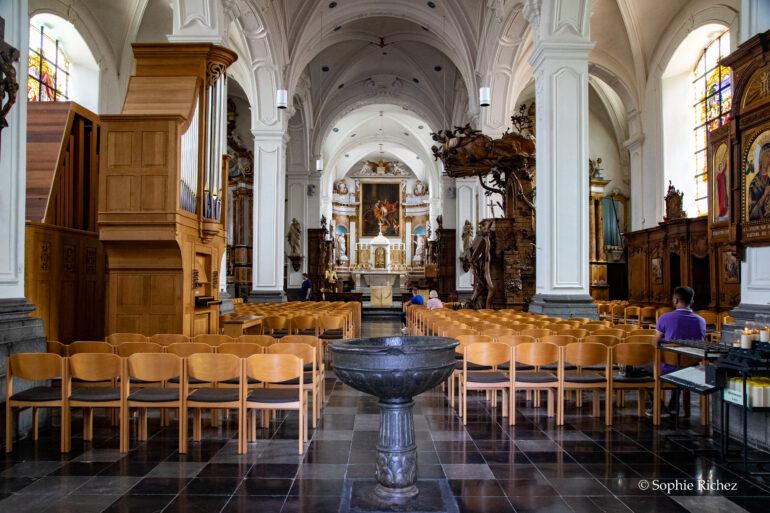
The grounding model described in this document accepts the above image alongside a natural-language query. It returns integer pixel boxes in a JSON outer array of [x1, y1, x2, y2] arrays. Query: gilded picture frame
[[359, 182, 403, 238]]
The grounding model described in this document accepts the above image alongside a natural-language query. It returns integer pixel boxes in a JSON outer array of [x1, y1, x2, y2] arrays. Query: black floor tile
[[183, 476, 243, 495], [103, 494, 176, 513], [128, 477, 191, 495], [222, 494, 285, 513], [289, 479, 345, 496], [456, 495, 515, 513], [162, 494, 231, 513]]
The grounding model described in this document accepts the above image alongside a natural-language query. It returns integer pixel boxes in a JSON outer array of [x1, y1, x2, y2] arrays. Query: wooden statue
[[664, 181, 687, 221]]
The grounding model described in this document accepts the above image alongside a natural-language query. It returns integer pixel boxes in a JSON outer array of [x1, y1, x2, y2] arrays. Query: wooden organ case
[[98, 44, 236, 336]]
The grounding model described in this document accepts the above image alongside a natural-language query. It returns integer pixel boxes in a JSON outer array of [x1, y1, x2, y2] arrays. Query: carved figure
[[336, 233, 348, 263], [460, 219, 495, 310], [413, 180, 428, 196], [287, 218, 301, 256], [664, 181, 687, 221], [461, 220, 474, 252], [413, 235, 426, 265]]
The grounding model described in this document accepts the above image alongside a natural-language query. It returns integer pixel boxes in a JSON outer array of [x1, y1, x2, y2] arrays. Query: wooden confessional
[[25, 102, 106, 343], [98, 43, 236, 336]]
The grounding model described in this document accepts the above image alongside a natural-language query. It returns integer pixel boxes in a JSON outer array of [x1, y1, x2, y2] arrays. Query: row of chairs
[[6, 350, 319, 455], [226, 301, 361, 339], [597, 303, 734, 333], [455, 341, 665, 427]]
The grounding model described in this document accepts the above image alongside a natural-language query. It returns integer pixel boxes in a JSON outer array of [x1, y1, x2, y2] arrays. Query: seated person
[[426, 290, 443, 310], [644, 285, 706, 417], [401, 288, 424, 334]]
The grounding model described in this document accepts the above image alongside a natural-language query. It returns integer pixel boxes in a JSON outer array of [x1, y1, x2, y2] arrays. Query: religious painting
[[651, 258, 663, 284], [744, 129, 770, 223], [722, 250, 739, 283], [360, 182, 402, 238], [712, 143, 730, 223]]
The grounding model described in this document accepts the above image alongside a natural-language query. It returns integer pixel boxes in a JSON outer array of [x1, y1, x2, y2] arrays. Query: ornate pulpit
[[98, 43, 236, 336]]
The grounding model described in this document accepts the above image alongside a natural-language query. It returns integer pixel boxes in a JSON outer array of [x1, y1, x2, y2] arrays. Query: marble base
[[218, 290, 235, 315], [528, 294, 598, 320], [339, 480, 459, 513], [248, 290, 287, 303], [0, 298, 47, 449]]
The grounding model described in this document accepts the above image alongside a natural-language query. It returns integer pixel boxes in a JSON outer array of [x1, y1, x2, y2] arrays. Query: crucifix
[[0, 16, 20, 157]]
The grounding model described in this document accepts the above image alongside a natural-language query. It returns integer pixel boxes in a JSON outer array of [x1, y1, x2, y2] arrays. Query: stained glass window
[[692, 31, 730, 216], [28, 24, 69, 102]]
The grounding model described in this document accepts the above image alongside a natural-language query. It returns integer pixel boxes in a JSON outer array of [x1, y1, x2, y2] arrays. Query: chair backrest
[[106, 333, 148, 345], [444, 327, 478, 338], [611, 343, 656, 367], [165, 342, 213, 357], [320, 315, 346, 331], [512, 323, 536, 332], [217, 342, 263, 358], [628, 329, 658, 337], [560, 329, 589, 340], [116, 342, 163, 357], [640, 306, 657, 319], [541, 335, 578, 347], [290, 315, 319, 335], [697, 311, 719, 328], [611, 305, 626, 317], [625, 306, 640, 317], [263, 315, 289, 331], [193, 334, 233, 346], [69, 341, 114, 355], [187, 353, 241, 383], [515, 342, 559, 367], [563, 342, 608, 367], [722, 315, 736, 325], [455, 334, 493, 346], [585, 320, 612, 327], [519, 328, 554, 340], [569, 318, 591, 324], [483, 328, 517, 340], [464, 342, 511, 367], [496, 335, 536, 347], [244, 354, 302, 384], [236, 335, 276, 348], [624, 335, 657, 345], [150, 334, 190, 346], [69, 353, 122, 381], [127, 353, 182, 382], [267, 342, 316, 370], [47, 340, 67, 356], [582, 334, 621, 346], [593, 328, 626, 339], [616, 324, 638, 333], [656, 306, 674, 320], [8, 353, 63, 381]]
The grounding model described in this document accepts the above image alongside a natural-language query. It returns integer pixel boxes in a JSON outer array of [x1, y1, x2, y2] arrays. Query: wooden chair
[[244, 354, 308, 454], [560, 329, 589, 340], [124, 353, 185, 452], [165, 342, 214, 358], [263, 315, 291, 338], [290, 315, 320, 337], [624, 306, 641, 326], [624, 335, 657, 345], [6, 353, 67, 452], [616, 324, 639, 334], [116, 342, 163, 357], [182, 353, 245, 454], [655, 306, 674, 321], [66, 353, 127, 452], [150, 334, 190, 346], [569, 318, 592, 324], [511, 343, 561, 425], [593, 328, 626, 339], [540, 335, 578, 371], [640, 307, 657, 327], [267, 343, 321, 428], [319, 315, 347, 361], [237, 335, 276, 349], [69, 341, 114, 355], [47, 340, 68, 356], [606, 343, 659, 425], [628, 329, 658, 337], [460, 343, 513, 424], [193, 334, 233, 347], [444, 327, 478, 338], [597, 303, 612, 321], [106, 333, 148, 345], [582, 335, 621, 347], [483, 328, 517, 341], [519, 328, 554, 340], [559, 343, 610, 425], [217, 342, 263, 357]]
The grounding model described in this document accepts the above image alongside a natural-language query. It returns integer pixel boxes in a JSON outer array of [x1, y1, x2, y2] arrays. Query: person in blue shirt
[[401, 288, 424, 334], [300, 273, 312, 301]]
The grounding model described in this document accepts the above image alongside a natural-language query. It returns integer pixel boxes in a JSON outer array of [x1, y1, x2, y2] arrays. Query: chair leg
[[605, 388, 613, 426], [637, 389, 645, 417], [32, 408, 39, 440], [592, 390, 600, 417], [84, 408, 93, 441], [546, 389, 554, 417], [700, 395, 709, 426], [211, 408, 219, 427], [5, 406, 13, 452], [120, 404, 128, 453], [179, 407, 187, 454], [193, 408, 201, 441]]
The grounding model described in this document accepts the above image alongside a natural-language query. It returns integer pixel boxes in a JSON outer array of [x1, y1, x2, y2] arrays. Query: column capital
[[623, 133, 645, 151], [529, 40, 595, 70], [250, 128, 288, 144]]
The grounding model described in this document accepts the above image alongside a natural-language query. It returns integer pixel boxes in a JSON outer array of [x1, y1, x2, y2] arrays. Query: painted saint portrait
[[745, 130, 770, 222], [712, 143, 729, 223], [360, 182, 401, 237], [722, 250, 739, 283], [651, 258, 663, 284]]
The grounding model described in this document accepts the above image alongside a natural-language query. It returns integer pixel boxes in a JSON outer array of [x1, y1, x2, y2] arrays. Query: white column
[[456, 178, 475, 291], [405, 222, 412, 266], [624, 110, 646, 230], [525, 0, 596, 316], [250, 131, 287, 301], [0, 0, 27, 300]]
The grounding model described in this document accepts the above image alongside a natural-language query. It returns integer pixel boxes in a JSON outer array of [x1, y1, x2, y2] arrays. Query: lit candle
[[741, 329, 754, 349], [761, 328, 770, 343]]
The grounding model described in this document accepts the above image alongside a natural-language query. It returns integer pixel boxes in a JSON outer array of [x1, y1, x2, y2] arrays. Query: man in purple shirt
[[645, 286, 706, 417]]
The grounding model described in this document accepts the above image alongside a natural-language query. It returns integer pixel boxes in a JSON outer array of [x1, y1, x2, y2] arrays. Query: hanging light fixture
[[316, 158, 324, 171], [479, 86, 491, 107], [276, 89, 288, 109]]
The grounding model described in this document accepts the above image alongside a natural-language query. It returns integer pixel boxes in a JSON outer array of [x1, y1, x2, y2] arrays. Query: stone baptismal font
[[330, 336, 459, 512]]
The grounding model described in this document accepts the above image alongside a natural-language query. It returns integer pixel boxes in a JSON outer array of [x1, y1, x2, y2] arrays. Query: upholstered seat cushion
[[276, 372, 315, 385], [541, 363, 577, 371], [499, 362, 534, 371], [455, 362, 493, 371], [247, 388, 299, 403], [564, 371, 606, 384], [220, 376, 260, 385], [10, 386, 61, 402], [612, 372, 655, 383], [514, 371, 557, 383], [168, 376, 207, 384], [467, 371, 509, 383], [187, 388, 239, 403], [128, 387, 180, 402], [269, 329, 289, 338], [72, 377, 110, 384], [70, 387, 121, 402], [320, 329, 344, 339], [296, 329, 317, 336]]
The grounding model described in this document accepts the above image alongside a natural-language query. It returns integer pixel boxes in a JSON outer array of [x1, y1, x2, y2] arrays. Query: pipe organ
[[98, 43, 236, 336]]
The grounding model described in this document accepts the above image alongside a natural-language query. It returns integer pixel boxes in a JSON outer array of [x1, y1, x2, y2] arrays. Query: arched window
[[692, 31, 731, 216], [28, 23, 69, 102]]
